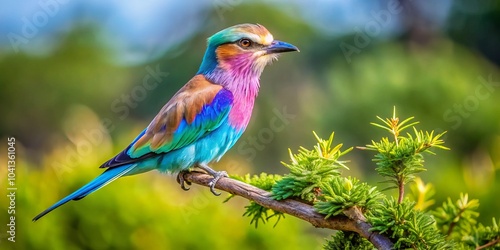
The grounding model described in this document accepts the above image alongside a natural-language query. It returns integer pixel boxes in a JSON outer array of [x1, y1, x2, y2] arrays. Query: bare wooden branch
[[476, 237, 500, 250], [183, 171, 394, 250]]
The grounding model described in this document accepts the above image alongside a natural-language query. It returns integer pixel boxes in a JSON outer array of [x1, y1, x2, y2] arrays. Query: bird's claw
[[195, 163, 228, 196], [176, 171, 191, 191], [208, 171, 228, 196]]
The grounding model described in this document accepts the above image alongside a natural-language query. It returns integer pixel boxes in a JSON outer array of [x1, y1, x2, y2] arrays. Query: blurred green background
[[1, 0, 499, 249]]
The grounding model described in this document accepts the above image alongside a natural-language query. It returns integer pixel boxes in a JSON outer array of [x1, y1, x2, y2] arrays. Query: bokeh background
[[1, 0, 499, 249]]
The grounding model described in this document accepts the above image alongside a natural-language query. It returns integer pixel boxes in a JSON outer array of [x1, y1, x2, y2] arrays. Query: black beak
[[266, 40, 299, 54]]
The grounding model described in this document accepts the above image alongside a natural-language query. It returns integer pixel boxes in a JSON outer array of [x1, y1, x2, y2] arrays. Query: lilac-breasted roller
[[33, 23, 298, 221]]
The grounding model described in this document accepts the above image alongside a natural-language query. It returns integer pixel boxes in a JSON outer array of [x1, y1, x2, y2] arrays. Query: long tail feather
[[33, 164, 136, 221]]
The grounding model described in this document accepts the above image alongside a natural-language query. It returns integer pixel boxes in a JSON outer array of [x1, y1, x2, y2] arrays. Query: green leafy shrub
[[272, 132, 352, 202], [315, 176, 382, 218], [231, 108, 500, 249]]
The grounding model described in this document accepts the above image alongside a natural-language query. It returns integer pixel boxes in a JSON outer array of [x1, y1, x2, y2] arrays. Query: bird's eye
[[238, 39, 252, 48]]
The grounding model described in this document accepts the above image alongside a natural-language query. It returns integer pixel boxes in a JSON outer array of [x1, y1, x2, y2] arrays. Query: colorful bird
[[33, 23, 298, 221]]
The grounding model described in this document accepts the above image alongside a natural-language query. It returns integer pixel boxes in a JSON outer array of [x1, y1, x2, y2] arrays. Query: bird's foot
[[207, 170, 227, 196], [176, 170, 191, 191], [196, 164, 228, 196]]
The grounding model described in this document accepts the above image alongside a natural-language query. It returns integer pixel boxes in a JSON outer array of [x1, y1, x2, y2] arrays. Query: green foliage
[[230, 173, 282, 193], [229, 109, 500, 249], [226, 173, 284, 228], [324, 231, 374, 250], [431, 193, 500, 248], [360, 108, 448, 202], [433, 193, 480, 239], [314, 176, 383, 218], [362, 111, 454, 249], [272, 132, 352, 202], [369, 197, 451, 249], [241, 202, 285, 228], [409, 177, 435, 211], [462, 218, 500, 249]]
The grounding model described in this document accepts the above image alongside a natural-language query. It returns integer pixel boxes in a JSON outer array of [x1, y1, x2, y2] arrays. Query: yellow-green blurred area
[[1, 1, 500, 249]]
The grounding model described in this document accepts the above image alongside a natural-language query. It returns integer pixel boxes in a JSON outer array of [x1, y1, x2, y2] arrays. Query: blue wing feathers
[[100, 89, 232, 169], [131, 88, 233, 156], [99, 130, 149, 168]]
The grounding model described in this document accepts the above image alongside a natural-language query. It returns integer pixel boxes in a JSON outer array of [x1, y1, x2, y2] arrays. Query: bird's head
[[198, 23, 299, 76]]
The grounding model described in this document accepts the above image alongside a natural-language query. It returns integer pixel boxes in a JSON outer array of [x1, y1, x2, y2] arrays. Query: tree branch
[[398, 177, 404, 204], [476, 237, 500, 250], [183, 171, 394, 250]]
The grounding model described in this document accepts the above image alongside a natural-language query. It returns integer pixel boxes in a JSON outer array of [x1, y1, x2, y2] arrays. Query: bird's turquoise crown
[[198, 23, 298, 75]]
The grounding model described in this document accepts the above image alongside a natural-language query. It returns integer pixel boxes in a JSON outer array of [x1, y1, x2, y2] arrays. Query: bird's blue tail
[[33, 164, 136, 221]]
